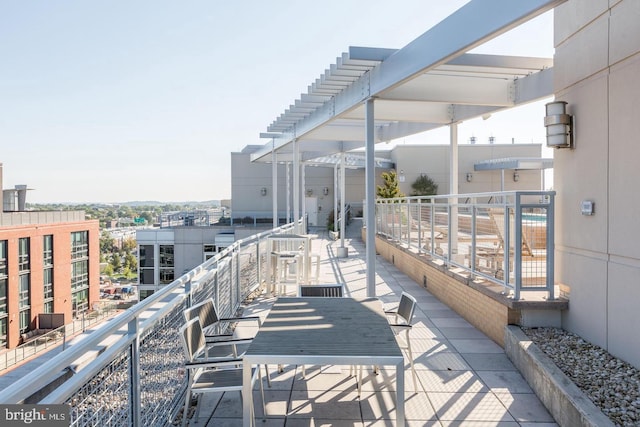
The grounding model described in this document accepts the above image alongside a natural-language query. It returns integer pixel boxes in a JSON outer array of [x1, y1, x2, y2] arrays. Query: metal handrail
[[0, 219, 302, 426], [375, 191, 555, 300]]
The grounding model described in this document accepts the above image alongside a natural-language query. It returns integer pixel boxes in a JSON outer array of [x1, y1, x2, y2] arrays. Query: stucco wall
[[554, 0, 640, 369]]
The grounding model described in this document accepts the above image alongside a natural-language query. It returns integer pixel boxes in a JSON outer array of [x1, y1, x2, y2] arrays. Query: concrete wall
[[553, 0, 640, 368], [391, 144, 544, 195], [231, 146, 369, 225]]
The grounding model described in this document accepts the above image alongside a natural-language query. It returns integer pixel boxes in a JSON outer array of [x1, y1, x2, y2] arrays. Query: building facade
[[136, 226, 249, 300], [553, 0, 640, 368], [0, 211, 100, 349], [232, 143, 546, 225]]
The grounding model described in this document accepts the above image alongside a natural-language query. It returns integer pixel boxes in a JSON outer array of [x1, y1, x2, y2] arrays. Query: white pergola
[[252, 0, 566, 297]]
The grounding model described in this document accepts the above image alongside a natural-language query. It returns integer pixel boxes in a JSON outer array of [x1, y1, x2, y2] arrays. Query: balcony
[[0, 193, 560, 425]]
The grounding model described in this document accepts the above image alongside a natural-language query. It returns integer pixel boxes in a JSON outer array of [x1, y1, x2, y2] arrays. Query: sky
[[0, 1, 554, 204]]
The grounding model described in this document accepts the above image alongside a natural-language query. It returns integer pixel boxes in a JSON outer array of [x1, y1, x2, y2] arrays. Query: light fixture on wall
[[260, 187, 267, 196], [323, 187, 329, 195], [466, 173, 473, 182], [306, 189, 313, 196], [513, 171, 520, 182], [544, 101, 573, 148]]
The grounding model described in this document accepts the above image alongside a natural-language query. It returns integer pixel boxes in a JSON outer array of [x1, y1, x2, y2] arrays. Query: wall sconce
[[306, 189, 313, 197], [466, 173, 473, 182], [513, 172, 520, 182], [323, 187, 329, 196], [545, 101, 573, 148], [260, 187, 267, 196]]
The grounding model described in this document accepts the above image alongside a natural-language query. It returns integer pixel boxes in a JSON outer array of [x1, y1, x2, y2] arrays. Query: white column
[[272, 141, 278, 229], [340, 152, 346, 249], [449, 122, 459, 256], [292, 138, 300, 233], [334, 163, 338, 233], [301, 162, 307, 232], [286, 163, 291, 224], [365, 98, 376, 297]]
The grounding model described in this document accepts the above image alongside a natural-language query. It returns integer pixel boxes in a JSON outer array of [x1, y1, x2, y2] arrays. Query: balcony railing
[[0, 221, 300, 426], [375, 191, 555, 300]]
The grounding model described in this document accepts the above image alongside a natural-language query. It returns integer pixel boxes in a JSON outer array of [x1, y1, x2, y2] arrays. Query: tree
[[123, 237, 137, 252], [102, 264, 114, 276], [411, 174, 438, 196], [100, 232, 115, 253], [376, 170, 405, 199], [110, 254, 122, 272]]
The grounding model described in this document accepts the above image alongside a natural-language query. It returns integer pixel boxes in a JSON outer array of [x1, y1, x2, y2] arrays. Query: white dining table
[[242, 297, 405, 426]]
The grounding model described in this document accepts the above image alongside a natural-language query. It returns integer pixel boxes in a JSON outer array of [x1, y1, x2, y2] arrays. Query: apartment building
[[0, 165, 99, 349]]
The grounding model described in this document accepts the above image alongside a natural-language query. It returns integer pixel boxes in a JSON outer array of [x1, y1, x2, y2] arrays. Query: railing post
[[514, 194, 522, 300], [503, 204, 511, 296], [447, 202, 452, 267], [417, 199, 423, 253], [547, 193, 556, 300], [471, 198, 477, 277], [129, 316, 141, 427]]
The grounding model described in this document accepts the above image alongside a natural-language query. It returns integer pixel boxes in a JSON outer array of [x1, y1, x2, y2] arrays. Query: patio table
[[242, 297, 405, 426]]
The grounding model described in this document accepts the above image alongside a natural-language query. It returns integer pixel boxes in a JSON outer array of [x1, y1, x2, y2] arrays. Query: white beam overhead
[[251, 0, 565, 166]]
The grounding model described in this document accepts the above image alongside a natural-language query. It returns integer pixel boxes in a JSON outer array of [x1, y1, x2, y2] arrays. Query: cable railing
[[0, 220, 301, 426], [375, 191, 555, 300]]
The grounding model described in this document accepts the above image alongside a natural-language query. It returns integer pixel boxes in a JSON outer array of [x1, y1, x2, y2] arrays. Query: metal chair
[[299, 284, 343, 297], [353, 292, 418, 396], [385, 292, 418, 390], [179, 317, 265, 427], [184, 299, 271, 385]]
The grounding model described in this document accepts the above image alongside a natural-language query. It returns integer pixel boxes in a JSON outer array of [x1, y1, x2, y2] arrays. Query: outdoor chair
[[299, 283, 343, 297], [184, 298, 271, 385], [179, 317, 265, 427], [384, 292, 418, 390], [353, 291, 418, 396]]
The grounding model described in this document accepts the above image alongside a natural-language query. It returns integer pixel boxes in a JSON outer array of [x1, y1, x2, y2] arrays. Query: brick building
[[0, 165, 99, 349]]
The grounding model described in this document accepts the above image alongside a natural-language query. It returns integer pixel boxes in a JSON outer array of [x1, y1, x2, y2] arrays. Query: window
[[43, 235, 54, 312], [72, 289, 88, 316], [43, 235, 53, 266], [204, 244, 218, 262], [0, 240, 7, 348], [159, 245, 174, 285], [19, 275, 30, 309], [71, 231, 88, 260], [19, 309, 30, 334], [71, 231, 89, 315], [18, 238, 30, 332], [18, 237, 30, 271], [139, 245, 155, 285], [0, 240, 7, 316]]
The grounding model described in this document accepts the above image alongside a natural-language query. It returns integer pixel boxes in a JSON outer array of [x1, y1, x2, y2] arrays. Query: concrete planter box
[[504, 325, 614, 427]]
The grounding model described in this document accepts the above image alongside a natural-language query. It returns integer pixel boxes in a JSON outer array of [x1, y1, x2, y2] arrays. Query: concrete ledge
[[504, 325, 615, 427]]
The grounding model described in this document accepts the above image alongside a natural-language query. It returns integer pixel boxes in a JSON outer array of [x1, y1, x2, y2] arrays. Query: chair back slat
[[184, 299, 219, 330], [397, 292, 417, 325], [179, 318, 206, 361], [299, 284, 343, 297]]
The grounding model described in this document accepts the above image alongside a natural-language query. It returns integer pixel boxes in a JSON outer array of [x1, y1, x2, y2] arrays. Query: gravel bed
[[522, 327, 640, 427]]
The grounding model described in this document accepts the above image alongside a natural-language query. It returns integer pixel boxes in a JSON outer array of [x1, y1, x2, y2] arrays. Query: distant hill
[[121, 200, 220, 207]]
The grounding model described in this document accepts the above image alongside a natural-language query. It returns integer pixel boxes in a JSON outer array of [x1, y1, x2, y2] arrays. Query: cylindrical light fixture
[[545, 101, 573, 148]]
